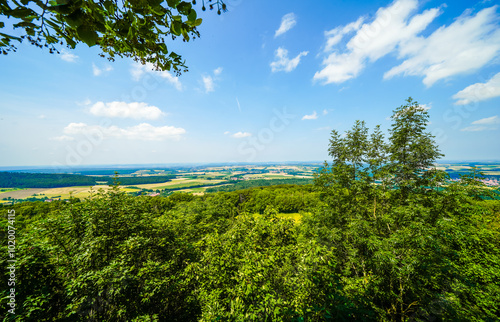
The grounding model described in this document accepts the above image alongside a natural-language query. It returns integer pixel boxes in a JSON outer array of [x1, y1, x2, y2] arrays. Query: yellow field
[[0, 188, 48, 199], [132, 178, 224, 190], [36, 185, 111, 200], [0, 177, 229, 201], [483, 171, 500, 175], [127, 178, 192, 189]]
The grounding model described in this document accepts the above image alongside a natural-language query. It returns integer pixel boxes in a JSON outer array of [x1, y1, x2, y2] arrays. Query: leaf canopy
[[0, 0, 226, 74]]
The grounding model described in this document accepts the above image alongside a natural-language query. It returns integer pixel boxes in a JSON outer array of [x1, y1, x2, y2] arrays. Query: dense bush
[[1, 179, 498, 321]]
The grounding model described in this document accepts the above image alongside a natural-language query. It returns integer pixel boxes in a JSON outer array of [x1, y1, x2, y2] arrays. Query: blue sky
[[1, 0, 499, 167]]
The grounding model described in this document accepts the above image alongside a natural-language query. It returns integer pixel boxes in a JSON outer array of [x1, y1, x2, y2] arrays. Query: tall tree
[[326, 120, 370, 186], [366, 124, 388, 183], [345, 120, 369, 180], [387, 97, 443, 197], [0, 0, 225, 74], [327, 129, 348, 165]]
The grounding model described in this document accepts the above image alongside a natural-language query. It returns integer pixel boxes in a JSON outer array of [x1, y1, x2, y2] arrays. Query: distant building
[[148, 193, 160, 197]]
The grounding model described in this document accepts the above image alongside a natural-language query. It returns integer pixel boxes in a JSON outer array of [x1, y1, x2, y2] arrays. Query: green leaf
[[177, 2, 192, 15], [9, 7, 37, 19], [0, 32, 21, 41], [45, 18, 61, 31], [159, 43, 168, 54], [194, 18, 202, 27], [13, 21, 37, 29], [148, 0, 163, 8], [181, 27, 189, 41], [0, 22, 5, 28], [103, 0, 116, 12], [166, 0, 181, 8], [48, 3, 72, 14], [77, 25, 98, 46], [64, 9, 84, 28], [187, 9, 196, 23], [127, 26, 136, 40], [170, 21, 181, 36]]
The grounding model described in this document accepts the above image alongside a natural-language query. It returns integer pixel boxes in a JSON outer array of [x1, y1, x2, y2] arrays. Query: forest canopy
[[0, 172, 175, 188]]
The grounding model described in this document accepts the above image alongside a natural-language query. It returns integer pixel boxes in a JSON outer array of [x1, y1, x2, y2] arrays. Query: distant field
[[38, 186, 111, 200], [448, 166, 473, 170], [182, 187, 206, 196], [133, 178, 224, 190], [182, 187, 206, 193], [0, 188, 48, 199], [0, 188, 22, 193], [0, 186, 113, 201], [244, 173, 299, 179], [434, 164, 500, 178], [2, 162, 494, 202], [0, 179, 228, 201], [129, 178, 193, 189], [279, 174, 314, 178], [262, 174, 293, 178], [483, 171, 500, 176]]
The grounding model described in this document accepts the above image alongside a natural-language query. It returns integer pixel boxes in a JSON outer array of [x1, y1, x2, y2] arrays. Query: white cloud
[[460, 115, 499, 131], [315, 0, 441, 84], [201, 67, 222, 93], [460, 125, 491, 132], [232, 131, 252, 138], [385, 6, 500, 86], [316, 126, 331, 131], [92, 63, 113, 76], [202, 75, 215, 93], [131, 64, 145, 80], [92, 63, 100, 76], [236, 97, 242, 112], [420, 103, 431, 110], [225, 131, 252, 138], [302, 111, 318, 120], [130, 63, 182, 91], [38, 114, 46, 119], [453, 72, 500, 105], [472, 115, 500, 125], [63, 122, 185, 140], [77, 98, 92, 106], [270, 47, 308, 72], [275, 13, 297, 37], [323, 17, 364, 52], [322, 109, 328, 115], [89, 101, 164, 120], [214, 67, 223, 75], [50, 135, 75, 141], [60, 50, 78, 62]]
